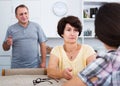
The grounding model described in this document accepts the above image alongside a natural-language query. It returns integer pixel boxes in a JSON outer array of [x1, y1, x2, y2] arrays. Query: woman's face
[[62, 23, 79, 43]]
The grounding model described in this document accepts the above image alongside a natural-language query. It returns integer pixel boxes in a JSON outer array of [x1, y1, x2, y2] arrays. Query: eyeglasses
[[33, 78, 59, 86]]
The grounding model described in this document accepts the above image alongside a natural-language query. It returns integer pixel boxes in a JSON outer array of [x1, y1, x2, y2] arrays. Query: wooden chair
[[2, 68, 47, 76]]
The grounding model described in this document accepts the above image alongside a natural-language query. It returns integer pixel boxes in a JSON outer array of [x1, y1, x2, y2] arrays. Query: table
[[0, 75, 66, 86]]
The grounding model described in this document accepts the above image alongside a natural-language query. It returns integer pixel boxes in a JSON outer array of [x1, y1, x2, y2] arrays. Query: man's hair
[[95, 3, 120, 47], [15, 4, 28, 15]]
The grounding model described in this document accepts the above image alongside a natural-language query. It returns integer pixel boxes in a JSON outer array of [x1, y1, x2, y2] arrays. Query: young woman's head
[[95, 3, 120, 48], [57, 16, 82, 38]]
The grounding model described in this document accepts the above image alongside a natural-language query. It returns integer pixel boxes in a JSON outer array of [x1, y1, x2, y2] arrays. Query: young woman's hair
[[95, 3, 120, 47], [57, 16, 82, 38]]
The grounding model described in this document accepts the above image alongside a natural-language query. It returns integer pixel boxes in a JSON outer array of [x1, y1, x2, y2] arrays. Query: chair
[[2, 68, 47, 76]]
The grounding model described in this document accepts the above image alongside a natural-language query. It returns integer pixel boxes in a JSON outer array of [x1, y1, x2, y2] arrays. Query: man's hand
[[40, 62, 46, 68], [6, 36, 13, 46]]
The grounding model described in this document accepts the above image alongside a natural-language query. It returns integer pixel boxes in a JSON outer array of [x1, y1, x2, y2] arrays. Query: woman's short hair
[[95, 3, 120, 47], [57, 16, 82, 38]]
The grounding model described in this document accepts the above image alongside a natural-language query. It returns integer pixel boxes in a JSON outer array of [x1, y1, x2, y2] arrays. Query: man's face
[[16, 7, 29, 25]]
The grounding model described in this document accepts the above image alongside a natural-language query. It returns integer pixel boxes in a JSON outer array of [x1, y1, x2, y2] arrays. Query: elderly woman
[[47, 16, 96, 80]]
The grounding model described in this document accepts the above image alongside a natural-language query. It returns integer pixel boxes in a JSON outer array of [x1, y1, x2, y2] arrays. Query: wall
[[0, 0, 107, 75], [40, 0, 82, 37], [0, 0, 82, 74], [0, 0, 82, 56]]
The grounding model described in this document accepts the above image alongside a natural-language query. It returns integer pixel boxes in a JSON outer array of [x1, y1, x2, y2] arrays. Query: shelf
[[84, 0, 120, 3], [84, 18, 95, 21], [83, 0, 101, 43], [84, 36, 95, 38], [84, 1, 107, 6], [84, 0, 109, 2]]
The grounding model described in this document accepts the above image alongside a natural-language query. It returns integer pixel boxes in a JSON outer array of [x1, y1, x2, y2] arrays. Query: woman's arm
[[62, 76, 86, 86], [47, 54, 63, 79], [47, 54, 73, 80], [86, 54, 96, 65]]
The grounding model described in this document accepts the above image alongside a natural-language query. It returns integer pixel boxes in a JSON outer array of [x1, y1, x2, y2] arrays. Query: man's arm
[[62, 76, 86, 86], [40, 42, 46, 68]]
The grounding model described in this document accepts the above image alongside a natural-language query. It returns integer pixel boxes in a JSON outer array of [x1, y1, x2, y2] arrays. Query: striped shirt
[[78, 46, 120, 86]]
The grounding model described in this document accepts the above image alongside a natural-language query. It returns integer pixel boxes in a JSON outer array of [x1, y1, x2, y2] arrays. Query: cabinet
[[82, 0, 120, 54], [83, 0, 106, 38], [83, 0, 120, 38]]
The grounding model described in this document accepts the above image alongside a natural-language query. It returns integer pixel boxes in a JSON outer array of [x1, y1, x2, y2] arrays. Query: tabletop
[[0, 75, 66, 86]]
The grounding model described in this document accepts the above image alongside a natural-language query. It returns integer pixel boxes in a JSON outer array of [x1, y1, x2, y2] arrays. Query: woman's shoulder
[[51, 46, 63, 51], [52, 45, 63, 50], [50, 45, 63, 56]]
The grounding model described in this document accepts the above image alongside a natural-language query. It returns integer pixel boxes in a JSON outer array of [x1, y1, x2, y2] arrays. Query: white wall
[[0, 0, 82, 55], [0, 1, 12, 55], [40, 0, 82, 37]]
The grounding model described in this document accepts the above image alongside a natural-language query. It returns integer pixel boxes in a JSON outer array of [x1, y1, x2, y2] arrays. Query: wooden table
[[0, 75, 66, 86]]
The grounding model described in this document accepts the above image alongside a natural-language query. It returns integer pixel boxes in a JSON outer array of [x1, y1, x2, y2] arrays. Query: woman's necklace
[[70, 55, 73, 59], [67, 50, 77, 60], [64, 44, 79, 60]]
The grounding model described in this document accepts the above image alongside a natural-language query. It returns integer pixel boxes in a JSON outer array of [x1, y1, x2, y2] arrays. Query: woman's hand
[[62, 68, 73, 80]]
